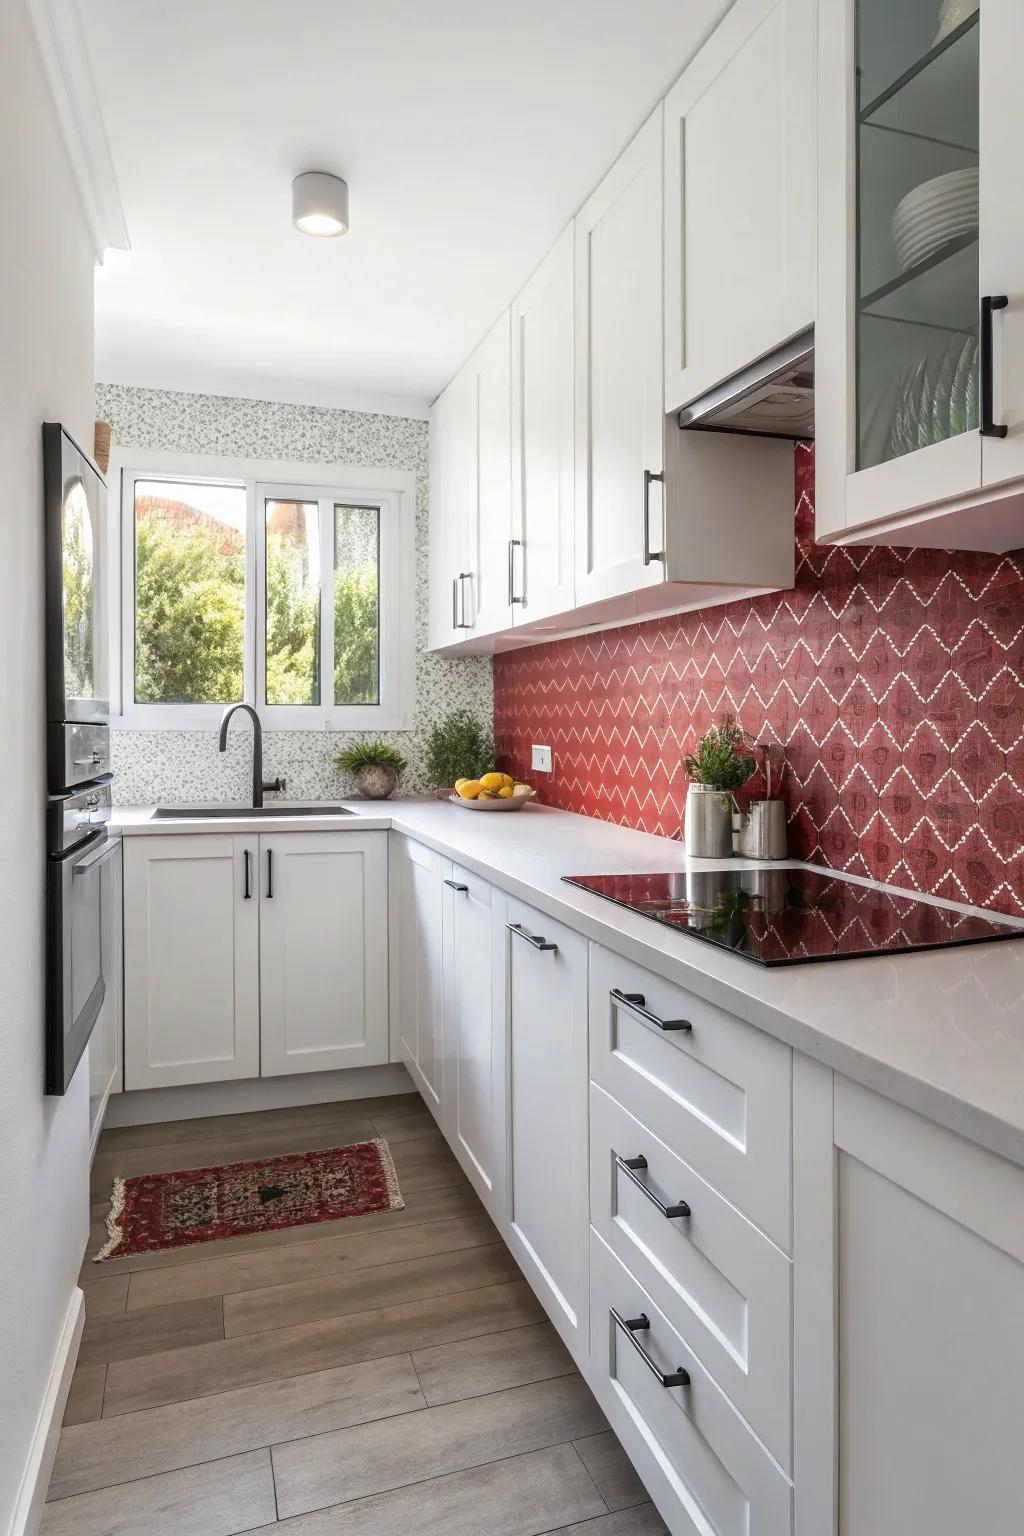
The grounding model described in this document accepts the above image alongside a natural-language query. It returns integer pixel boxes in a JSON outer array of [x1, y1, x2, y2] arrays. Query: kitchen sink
[[152, 805, 355, 819]]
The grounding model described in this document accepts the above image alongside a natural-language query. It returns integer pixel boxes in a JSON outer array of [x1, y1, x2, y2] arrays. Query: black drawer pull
[[981, 295, 1009, 439], [612, 1309, 690, 1389], [615, 1152, 691, 1220], [610, 988, 692, 1033], [243, 848, 253, 900], [508, 922, 557, 953], [444, 879, 469, 892]]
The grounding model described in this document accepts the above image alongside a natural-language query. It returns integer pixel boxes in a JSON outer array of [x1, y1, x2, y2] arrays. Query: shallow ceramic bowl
[[448, 790, 536, 812]]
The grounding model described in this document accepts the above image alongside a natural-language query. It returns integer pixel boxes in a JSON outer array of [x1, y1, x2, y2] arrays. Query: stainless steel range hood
[[677, 328, 814, 439]]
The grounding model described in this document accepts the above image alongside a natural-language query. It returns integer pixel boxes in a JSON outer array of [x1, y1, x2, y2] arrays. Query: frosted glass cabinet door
[[259, 832, 389, 1076], [123, 834, 260, 1090]]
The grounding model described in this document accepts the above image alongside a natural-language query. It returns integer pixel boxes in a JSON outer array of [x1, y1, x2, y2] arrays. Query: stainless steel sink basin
[[152, 805, 355, 819]]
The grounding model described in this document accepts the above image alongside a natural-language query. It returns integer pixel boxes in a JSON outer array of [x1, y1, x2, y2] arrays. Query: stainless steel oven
[[43, 423, 110, 792], [46, 781, 116, 1095]]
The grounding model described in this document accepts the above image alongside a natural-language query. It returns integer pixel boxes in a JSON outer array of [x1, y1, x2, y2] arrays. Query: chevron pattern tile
[[494, 444, 1024, 917]]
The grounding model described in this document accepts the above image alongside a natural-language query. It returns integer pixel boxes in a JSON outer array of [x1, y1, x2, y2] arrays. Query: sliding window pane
[[334, 504, 380, 706], [265, 500, 321, 705], [134, 479, 245, 705]]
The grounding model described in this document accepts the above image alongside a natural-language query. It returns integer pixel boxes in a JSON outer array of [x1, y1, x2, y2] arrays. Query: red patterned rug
[[95, 1138, 404, 1261]]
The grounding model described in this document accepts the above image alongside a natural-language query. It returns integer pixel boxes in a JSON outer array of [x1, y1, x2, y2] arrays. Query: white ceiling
[[88, 0, 732, 416]]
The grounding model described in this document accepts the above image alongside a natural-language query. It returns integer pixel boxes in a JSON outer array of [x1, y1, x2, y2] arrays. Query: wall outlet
[[531, 744, 553, 774]]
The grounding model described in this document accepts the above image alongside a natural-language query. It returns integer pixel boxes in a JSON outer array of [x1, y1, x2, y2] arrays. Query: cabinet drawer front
[[590, 1083, 792, 1470], [590, 1232, 791, 1536], [589, 945, 792, 1248]]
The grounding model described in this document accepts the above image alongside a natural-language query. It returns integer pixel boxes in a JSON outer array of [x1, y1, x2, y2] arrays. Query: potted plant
[[334, 738, 407, 800], [683, 714, 757, 857], [424, 708, 494, 797]]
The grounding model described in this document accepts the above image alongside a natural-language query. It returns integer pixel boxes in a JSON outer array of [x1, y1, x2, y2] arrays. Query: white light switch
[[531, 744, 553, 773]]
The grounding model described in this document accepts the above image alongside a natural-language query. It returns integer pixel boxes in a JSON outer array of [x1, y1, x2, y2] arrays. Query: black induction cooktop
[[562, 868, 1024, 967]]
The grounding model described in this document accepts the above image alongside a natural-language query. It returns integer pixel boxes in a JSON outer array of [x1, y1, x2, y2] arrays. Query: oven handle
[[73, 838, 119, 875]]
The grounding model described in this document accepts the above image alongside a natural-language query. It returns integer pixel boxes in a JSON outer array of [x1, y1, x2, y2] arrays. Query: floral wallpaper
[[97, 384, 492, 802]]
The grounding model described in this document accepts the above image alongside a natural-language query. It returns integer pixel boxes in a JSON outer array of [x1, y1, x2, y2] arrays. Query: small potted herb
[[334, 738, 407, 800], [683, 714, 757, 857], [424, 708, 494, 797]]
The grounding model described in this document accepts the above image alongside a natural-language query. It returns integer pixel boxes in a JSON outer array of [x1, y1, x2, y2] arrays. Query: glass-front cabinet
[[816, 0, 1024, 547]]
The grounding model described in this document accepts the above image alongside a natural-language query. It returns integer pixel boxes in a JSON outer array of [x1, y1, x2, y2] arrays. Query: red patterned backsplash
[[494, 444, 1024, 916]]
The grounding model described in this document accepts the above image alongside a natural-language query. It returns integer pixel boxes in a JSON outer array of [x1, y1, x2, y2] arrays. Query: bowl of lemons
[[450, 772, 537, 810]]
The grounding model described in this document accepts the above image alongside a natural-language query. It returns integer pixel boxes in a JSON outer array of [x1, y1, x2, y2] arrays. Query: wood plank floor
[[48, 1093, 667, 1536]]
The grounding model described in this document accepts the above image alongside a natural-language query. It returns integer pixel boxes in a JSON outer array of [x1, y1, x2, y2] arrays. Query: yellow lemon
[[501, 773, 514, 788], [457, 780, 482, 800], [497, 785, 514, 798], [454, 777, 469, 790], [479, 772, 505, 792], [478, 789, 497, 800]]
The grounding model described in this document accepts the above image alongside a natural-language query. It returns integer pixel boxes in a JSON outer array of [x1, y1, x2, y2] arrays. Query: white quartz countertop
[[113, 798, 1024, 1168]]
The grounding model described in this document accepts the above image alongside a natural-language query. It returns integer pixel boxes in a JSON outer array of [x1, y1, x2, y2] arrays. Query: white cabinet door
[[574, 108, 666, 607], [259, 832, 388, 1077], [428, 372, 473, 651], [664, 0, 815, 416], [390, 834, 445, 1121], [466, 311, 514, 638], [441, 861, 505, 1214], [123, 834, 260, 1090], [503, 897, 589, 1359], [511, 225, 575, 623]]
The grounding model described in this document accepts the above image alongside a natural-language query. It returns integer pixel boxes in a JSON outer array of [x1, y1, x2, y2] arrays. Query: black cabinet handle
[[610, 988, 692, 1033], [611, 1309, 690, 1389], [642, 469, 665, 566], [444, 879, 469, 892], [243, 848, 252, 900], [266, 848, 274, 898], [455, 572, 472, 629], [508, 922, 557, 953], [508, 538, 522, 605], [615, 1152, 691, 1220], [981, 295, 1009, 439]]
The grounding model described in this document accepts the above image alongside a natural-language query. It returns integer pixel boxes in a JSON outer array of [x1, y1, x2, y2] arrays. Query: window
[[113, 452, 415, 730]]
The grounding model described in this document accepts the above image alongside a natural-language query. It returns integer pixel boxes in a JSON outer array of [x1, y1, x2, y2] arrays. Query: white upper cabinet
[[511, 225, 576, 623], [467, 311, 515, 637], [663, 0, 816, 416], [817, 0, 1024, 549], [428, 370, 472, 651], [259, 832, 389, 1077], [574, 108, 666, 607]]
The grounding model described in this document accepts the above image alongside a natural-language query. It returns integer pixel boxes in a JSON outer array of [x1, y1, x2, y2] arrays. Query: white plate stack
[[891, 167, 979, 272]]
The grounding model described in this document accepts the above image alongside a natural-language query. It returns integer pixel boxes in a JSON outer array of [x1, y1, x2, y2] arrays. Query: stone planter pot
[[354, 763, 398, 800], [684, 784, 734, 858]]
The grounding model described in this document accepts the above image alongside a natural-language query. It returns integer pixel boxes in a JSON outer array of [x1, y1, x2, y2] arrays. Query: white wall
[[0, 3, 96, 1529]]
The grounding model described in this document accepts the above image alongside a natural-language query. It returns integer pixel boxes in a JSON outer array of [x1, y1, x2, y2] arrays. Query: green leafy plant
[[684, 714, 757, 792], [334, 738, 407, 775], [425, 708, 494, 788]]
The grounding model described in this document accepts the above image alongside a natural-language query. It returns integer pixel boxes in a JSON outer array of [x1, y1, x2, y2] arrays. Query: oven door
[[46, 832, 118, 1094]]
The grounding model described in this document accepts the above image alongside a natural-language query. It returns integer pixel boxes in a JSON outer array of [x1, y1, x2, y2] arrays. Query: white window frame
[[108, 448, 416, 731]]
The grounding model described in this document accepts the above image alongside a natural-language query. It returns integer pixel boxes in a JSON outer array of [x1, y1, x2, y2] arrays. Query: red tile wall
[[494, 444, 1024, 916]]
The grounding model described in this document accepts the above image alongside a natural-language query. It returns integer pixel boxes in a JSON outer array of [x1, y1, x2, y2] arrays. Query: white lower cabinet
[[390, 833, 445, 1121], [123, 834, 261, 1090], [123, 830, 387, 1090], [590, 1231, 792, 1536], [504, 896, 590, 1358], [826, 1077, 1024, 1536], [441, 861, 505, 1216], [259, 833, 388, 1076]]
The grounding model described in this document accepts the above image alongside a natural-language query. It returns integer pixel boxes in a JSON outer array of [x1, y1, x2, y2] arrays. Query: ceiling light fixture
[[292, 172, 349, 238]]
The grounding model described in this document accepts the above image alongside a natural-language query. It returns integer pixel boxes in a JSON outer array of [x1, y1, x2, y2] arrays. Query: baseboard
[[8, 1288, 83, 1536], [102, 1061, 415, 1128]]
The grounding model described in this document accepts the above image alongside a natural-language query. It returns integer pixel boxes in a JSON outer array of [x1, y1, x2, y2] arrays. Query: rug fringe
[[373, 1137, 406, 1212], [93, 1175, 127, 1262]]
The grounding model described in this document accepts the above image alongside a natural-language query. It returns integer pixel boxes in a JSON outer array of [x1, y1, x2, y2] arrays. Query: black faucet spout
[[218, 704, 281, 809]]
